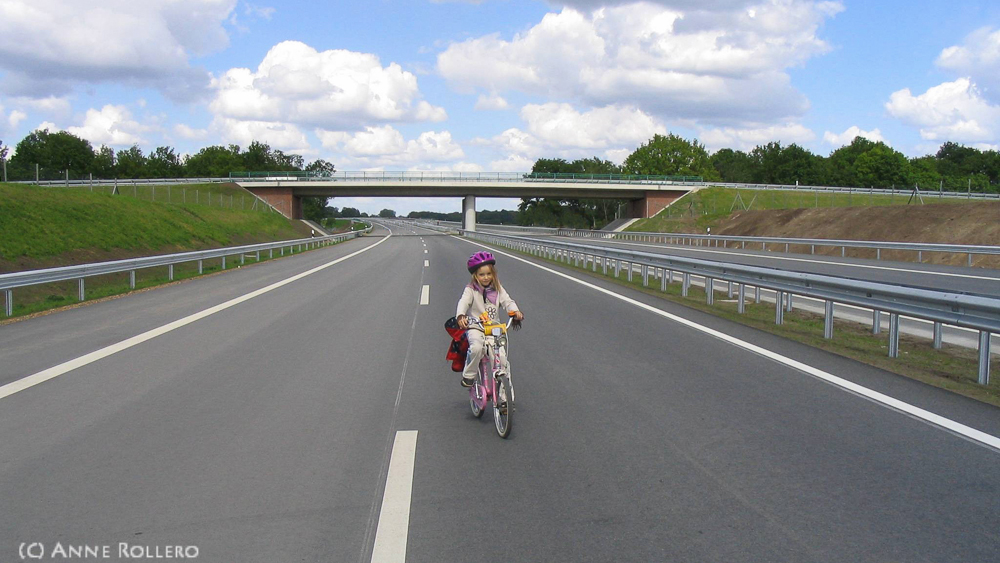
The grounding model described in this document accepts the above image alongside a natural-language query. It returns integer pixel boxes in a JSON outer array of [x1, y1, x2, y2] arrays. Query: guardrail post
[[198, 260, 203, 274], [706, 278, 714, 304], [933, 322, 943, 349], [592, 255, 598, 272], [754, 285, 761, 303], [281, 247, 284, 256], [888, 314, 900, 358], [968, 253, 973, 267], [727, 281, 734, 298], [877, 248, 881, 260], [775, 291, 784, 324], [602, 257, 608, 275], [129, 270, 136, 289], [642, 265, 648, 287], [786, 293, 794, 312], [824, 301, 834, 339], [240, 253, 245, 265], [615, 259, 620, 278], [978, 332, 991, 385], [738, 284, 746, 314], [78, 278, 85, 302], [918, 250, 923, 263], [661, 270, 668, 291], [168, 265, 174, 281], [222, 257, 226, 270], [627, 262, 633, 282], [872, 310, 881, 334], [4, 290, 12, 317], [682, 273, 690, 296]]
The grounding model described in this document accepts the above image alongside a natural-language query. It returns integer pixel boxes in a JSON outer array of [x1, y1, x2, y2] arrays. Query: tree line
[[0, 129, 336, 181], [2, 128, 997, 227], [519, 133, 999, 228]]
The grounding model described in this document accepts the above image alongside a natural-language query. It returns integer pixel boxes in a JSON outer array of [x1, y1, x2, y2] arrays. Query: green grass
[[0, 183, 300, 262], [0, 182, 331, 320], [629, 186, 977, 232], [486, 240, 1000, 407]]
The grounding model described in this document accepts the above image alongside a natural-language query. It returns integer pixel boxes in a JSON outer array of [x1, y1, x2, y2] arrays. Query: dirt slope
[[713, 202, 1000, 267]]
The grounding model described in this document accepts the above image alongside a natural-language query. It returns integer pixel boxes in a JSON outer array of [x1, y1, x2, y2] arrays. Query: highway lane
[[536, 234, 1000, 296], [1, 228, 998, 562], [0, 232, 423, 562], [403, 234, 1000, 563]]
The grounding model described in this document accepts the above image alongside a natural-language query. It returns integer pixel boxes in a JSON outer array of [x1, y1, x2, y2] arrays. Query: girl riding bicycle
[[456, 251, 524, 388]]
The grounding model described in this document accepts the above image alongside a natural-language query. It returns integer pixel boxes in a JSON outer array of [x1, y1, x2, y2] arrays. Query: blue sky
[[1, 0, 998, 214]]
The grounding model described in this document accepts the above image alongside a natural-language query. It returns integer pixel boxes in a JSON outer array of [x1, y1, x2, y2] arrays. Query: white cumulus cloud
[[886, 78, 1000, 143], [822, 126, 886, 146], [475, 94, 509, 111], [212, 116, 311, 153], [521, 103, 666, 149], [317, 125, 464, 166], [66, 104, 153, 147], [210, 41, 447, 131], [936, 27, 1000, 103], [438, 1, 841, 124], [699, 122, 816, 151], [0, 0, 235, 100]]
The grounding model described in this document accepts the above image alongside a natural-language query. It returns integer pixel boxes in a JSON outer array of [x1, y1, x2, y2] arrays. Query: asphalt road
[[1, 224, 998, 562]]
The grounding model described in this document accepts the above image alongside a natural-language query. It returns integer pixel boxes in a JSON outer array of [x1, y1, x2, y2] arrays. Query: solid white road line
[[0, 236, 392, 401], [420, 285, 429, 305], [370, 430, 418, 563], [601, 239, 1000, 282], [456, 237, 1000, 452]]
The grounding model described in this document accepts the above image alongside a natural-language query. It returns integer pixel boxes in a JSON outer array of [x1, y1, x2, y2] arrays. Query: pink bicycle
[[467, 317, 517, 438]]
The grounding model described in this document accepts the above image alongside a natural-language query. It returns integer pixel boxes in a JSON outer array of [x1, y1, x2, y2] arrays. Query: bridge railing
[[229, 171, 704, 183], [460, 230, 1000, 385], [0, 230, 369, 318]]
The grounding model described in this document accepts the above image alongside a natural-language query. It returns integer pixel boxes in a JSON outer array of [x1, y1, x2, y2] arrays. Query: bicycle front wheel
[[470, 362, 487, 419], [493, 376, 513, 438]]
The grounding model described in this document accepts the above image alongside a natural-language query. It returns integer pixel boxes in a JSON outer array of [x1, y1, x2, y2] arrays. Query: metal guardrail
[[17, 177, 233, 187], [460, 230, 999, 385], [554, 229, 1000, 267], [0, 230, 369, 317]]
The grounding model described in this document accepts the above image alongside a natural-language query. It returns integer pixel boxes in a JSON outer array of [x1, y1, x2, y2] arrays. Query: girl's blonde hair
[[470, 263, 502, 292]]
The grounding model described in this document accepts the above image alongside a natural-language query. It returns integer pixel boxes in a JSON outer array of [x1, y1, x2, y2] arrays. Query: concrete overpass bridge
[[232, 171, 701, 229]]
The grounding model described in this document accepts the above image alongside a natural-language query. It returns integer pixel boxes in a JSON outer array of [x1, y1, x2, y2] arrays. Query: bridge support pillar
[[629, 191, 685, 218], [463, 195, 476, 232], [244, 186, 302, 219]]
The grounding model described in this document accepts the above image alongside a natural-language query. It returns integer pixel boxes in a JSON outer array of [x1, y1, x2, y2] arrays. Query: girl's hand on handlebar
[[457, 314, 468, 329]]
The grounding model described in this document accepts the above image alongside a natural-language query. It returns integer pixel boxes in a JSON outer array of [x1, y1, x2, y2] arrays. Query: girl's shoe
[[461, 376, 475, 387]]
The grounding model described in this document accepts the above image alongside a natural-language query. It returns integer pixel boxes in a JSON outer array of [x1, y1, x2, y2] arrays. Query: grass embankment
[[631, 186, 985, 233], [495, 243, 1000, 407], [628, 187, 1000, 267], [321, 218, 370, 232], [0, 183, 317, 319]]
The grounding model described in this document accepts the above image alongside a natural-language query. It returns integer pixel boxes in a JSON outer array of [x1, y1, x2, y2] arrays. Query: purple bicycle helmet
[[467, 251, 496, 273]]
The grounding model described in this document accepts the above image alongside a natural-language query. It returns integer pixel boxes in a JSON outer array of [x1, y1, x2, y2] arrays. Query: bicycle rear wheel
[[493, 376, 513, 438]]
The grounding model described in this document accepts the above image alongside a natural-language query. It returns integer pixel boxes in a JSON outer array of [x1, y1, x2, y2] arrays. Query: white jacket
[[455, 283, 519, 322]]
